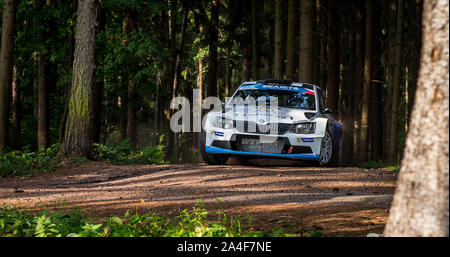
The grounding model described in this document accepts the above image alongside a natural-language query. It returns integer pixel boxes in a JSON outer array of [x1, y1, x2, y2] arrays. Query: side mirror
[[322, 108, 332, 114]]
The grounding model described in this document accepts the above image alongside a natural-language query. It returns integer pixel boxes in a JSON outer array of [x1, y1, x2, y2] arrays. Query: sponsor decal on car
[[214, 131, 224, 137], [240, 84, 315, 95], [297, 137, 314, 143]]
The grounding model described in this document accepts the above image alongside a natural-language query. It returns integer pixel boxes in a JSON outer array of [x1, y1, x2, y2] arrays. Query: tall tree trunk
[[326, 0, 339, 115], [384, 0, 448, 236], [273, 0, 283, 78], [388, 0, 404, 162], [370, 2, 382, 160], [196, 48, 203, 119], [207, 0, 219, 97], [154, 70, 161, 129], [341, 68, 354, 165], [119, 79, 128, 141], [36, 0, 49, 152], [163, 0, 178, 129], [168, 0, 178, 91], [59, 31, 75, 144], [285, 0, 296, 81], [340, 2, 355, 165], [251, 0, 258, 80], [312, 1, 320, 85], [60, 0, 99, 157], [384, 0, 397, 159], [0, 0, 17, 151], [119, 10, 134, 142], [194, 47, 203, 160], [123, 10, 138, 150], [12, 66, 20, 149], [225, 48, 231, 96], [171, 2, 189, 161], [59, 82, 70, 144], [172, 3, 189, 102], [92, 7, 106, 144], [359, 0, 373, 163], [262, 0, 273, 78], [127, 83, 137, 149], [353, 1, 364, 162], [37, 54, 49, 151], [299, 0, 314, 83], [169, 0, 177, 55], [318, 0, 328, 89], [407, 1, 423, 127]]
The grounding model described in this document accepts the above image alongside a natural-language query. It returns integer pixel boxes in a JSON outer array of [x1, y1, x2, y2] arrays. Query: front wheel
[[319, 130, 339, 166], [200, 131, 229, 165]]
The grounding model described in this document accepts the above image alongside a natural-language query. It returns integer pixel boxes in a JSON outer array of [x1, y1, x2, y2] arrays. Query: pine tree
[[60, 0, 99, 157], [273, 0, 283, 78], [299, 0, 314, 83], [384, 0, 448, 236], [359, 0, 373, 163], [0, 0, 18, 151]]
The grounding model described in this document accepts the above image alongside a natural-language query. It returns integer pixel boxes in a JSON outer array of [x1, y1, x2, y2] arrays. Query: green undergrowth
[[0, 141, 168, 178], [358, 160, 401, 172], [92, 140, 168, 165], [0, 144, 62, 178], [0, 202, 322, 237]]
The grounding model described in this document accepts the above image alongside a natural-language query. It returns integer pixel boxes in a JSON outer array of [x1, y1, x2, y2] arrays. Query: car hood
[[214, 106, 317, 124]]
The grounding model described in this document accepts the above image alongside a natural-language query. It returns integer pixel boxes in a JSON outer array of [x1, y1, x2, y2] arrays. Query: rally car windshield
[[230, 87, 316, 110]]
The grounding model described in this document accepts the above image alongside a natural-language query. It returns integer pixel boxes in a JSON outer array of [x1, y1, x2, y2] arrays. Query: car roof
[[241, 79, 322, 91]]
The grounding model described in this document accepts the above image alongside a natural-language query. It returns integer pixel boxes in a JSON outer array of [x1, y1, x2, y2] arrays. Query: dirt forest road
[[0, 160, 397, 236]]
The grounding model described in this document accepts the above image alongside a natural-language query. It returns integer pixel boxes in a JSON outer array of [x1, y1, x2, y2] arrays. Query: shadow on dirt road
[[0, 159, 397, 236]]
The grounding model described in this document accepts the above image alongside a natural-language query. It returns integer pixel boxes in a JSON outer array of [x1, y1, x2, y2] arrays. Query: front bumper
[[205, 146, 319, 160], [205, 129, 321, 161]]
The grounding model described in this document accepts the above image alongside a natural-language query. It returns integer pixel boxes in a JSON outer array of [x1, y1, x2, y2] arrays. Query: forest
[[0, 0, 448, 238], [0, 0, 423, 164]]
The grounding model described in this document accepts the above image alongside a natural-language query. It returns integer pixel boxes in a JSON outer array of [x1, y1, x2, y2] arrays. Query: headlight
[[212, 116, 233, 129], [292, 122, 316, 134]]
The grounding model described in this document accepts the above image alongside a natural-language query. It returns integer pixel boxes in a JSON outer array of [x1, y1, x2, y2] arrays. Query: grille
[[233, 121, 292, 135], [236, 135, 285, 153]]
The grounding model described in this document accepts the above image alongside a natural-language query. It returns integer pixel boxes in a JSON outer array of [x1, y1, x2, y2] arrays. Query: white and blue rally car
[[200, 79, 342, 166]]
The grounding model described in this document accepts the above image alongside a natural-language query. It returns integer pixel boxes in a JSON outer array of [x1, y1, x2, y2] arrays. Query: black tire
[[319, 129, 340, 167], [330, 132, 341, 166], [200, 131, 229, 165]]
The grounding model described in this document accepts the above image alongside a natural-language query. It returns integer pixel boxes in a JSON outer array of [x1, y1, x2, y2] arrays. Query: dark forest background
[[0, 0, 423, 165]]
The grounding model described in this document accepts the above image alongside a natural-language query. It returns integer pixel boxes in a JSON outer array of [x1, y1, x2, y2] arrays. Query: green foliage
[[101, 0, 168, 13], [4, 0, 420, 165], [0, 144, 61, 178], [0, 140, 167, 178], [13, 0, 77, 151], [385, 163, 401, 173], [359, 160, 401, 172], [92, 140, 167, 165], [306, 230, 323, 237], [0, 204, 310, 237]]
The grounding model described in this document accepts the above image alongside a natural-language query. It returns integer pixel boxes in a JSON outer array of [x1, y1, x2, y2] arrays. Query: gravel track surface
[[0, 160, 397, 236]]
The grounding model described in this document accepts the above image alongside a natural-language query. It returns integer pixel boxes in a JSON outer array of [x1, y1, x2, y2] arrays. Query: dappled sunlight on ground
[[0, 160, 396, 236]]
